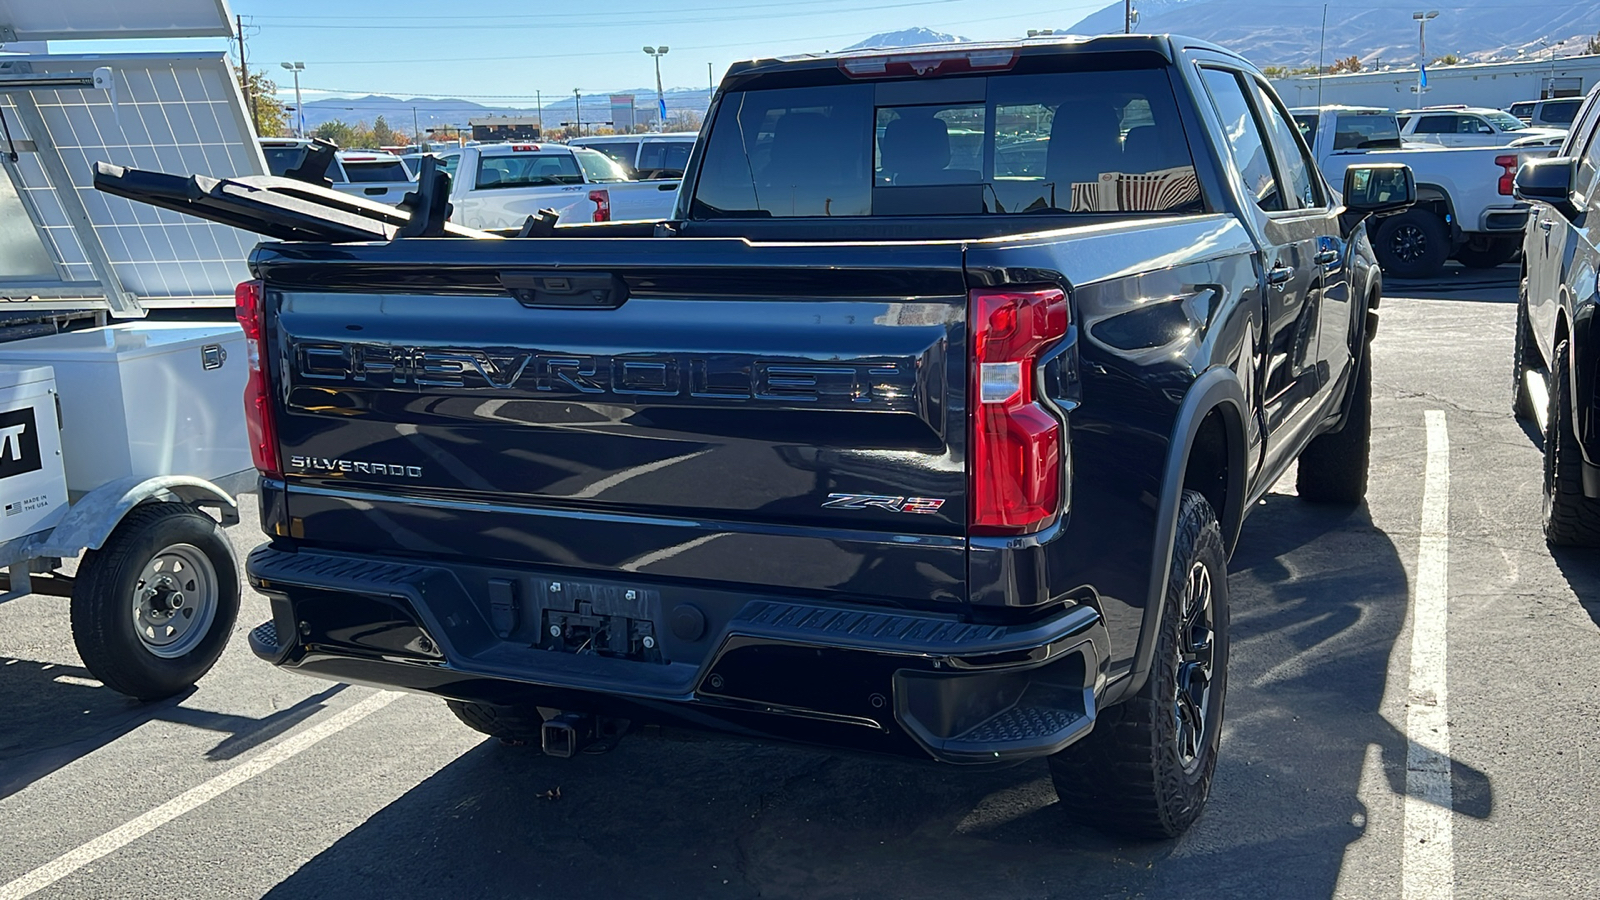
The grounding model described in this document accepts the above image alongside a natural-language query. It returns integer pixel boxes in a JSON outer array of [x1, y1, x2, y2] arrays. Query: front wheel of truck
[[1048, 490, 1230, 840]]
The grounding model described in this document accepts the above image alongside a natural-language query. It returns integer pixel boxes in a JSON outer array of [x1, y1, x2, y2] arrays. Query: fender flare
[[1117, 365, 1249, 704], [28, 475, 242, 559]]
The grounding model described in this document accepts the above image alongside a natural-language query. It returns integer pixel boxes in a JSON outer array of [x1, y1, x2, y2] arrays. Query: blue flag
[[659, 98, 668, 125]]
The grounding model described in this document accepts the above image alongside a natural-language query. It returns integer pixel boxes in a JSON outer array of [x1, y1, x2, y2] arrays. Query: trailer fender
[[30, 475, 241, 559]]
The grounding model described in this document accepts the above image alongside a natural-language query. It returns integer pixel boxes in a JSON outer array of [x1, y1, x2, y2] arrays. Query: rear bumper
[[1477, 204, 1531, 233], [246, 545, 1108, 764]]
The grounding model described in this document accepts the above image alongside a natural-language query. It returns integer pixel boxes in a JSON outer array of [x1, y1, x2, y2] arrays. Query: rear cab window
[[638, 139, 693, 178], [261, 144, 307, 177], [1331, 114, 1400, 150], [475, 152, 584, 189], [690, 62, 1202, 219], [340, 158, 411, 182]]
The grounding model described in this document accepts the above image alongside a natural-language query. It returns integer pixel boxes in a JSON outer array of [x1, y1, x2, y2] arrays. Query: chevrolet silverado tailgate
[[257, 237, 970, 604]]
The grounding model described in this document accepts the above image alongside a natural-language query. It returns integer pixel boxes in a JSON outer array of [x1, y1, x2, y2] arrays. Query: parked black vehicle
[[1513, 86, 1600, 546], [100, 34, 1411, 839]]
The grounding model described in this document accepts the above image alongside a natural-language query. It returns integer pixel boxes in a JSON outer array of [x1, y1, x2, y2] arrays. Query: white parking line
[[0, 690, 401, 900], [1404, 410, 1454, 899]]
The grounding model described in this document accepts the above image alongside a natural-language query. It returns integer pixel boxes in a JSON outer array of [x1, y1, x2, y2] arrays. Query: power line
[[253, 0, 972, 27]]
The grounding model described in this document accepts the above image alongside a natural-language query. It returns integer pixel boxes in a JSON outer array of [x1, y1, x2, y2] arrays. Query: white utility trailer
[[0, 0, 267, 699]]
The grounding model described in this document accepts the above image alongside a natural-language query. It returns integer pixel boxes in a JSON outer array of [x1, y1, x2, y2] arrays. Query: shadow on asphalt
[[1385, 262, 1518, 302], [1546, 549, 1600, 633], [0, 659, 346, 802], [262, 496, 1491, 900]]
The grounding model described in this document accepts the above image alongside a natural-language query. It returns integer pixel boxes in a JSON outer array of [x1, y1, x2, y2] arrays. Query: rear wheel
[[1296, 346, 1372, 504], [1512, 288, 1537, 422], [446, 700, 547, 743], [1375, 209, 1450, 279], [1541, 340, 1600, 546], [1049, 490, 1229, 840]]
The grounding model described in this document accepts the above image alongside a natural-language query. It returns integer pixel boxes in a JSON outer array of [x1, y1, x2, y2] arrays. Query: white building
[[1273, 54, 1600, 111]]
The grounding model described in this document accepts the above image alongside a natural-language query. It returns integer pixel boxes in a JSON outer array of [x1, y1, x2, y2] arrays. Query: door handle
[[1540, 218, 1554, 232], [1268, 264, 1295, 286], [1314, 249, 1339, 265]]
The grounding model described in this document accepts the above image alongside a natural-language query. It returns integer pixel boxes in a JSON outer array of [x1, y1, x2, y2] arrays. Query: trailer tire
[[70, 503, 239, 701], [1049, 490, 1229, 840], [1375, 209, 1450, 279]]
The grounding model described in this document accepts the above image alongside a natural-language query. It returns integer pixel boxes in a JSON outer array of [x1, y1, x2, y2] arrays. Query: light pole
[[279, 61, 305, 137], [643, 46, 669, 131], [1412, 10, 1438, 98], [573, 89, 582, 137]]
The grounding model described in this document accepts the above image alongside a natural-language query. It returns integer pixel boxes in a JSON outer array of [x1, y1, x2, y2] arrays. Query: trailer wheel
[[71, 503, 239, 701]]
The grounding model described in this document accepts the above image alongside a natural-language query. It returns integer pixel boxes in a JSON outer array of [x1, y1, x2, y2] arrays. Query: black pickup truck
[[99, 34, 1412, 839]]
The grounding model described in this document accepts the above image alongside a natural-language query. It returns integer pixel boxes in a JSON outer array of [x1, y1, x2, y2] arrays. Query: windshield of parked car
[[574, 148, 633, 182], [1484, 111, 1528, 131], [476, 152, 585, 188], [690, 68, 1201, 218]]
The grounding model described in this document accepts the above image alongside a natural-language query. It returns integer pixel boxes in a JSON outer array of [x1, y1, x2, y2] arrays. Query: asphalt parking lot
[[3, 263, 1598, 899]]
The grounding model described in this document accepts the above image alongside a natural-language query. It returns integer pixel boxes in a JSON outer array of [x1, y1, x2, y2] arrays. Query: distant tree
[[665, 110, 703, 133], [1587, 30, 1600, 56], [1260, 65, 1291, 79], [1329, 55, 1363, 74], [1290, 65, 1320, 76], [371, 116, 395, 146], [1431, 53, 1461, 66], [234, 66, 288, 137], [313, 119, 360, 148]]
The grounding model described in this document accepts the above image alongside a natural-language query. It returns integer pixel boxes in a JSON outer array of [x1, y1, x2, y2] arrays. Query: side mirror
[[1343, 163, 1416, 216], [1514, 156, 1578, 220]]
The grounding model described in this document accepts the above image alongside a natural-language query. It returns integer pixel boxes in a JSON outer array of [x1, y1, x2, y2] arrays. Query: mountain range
[[1066, 0, 1600, 67]]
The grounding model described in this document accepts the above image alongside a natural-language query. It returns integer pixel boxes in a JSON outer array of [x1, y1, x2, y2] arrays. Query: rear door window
[[1199, 67, 1285, 212], [690, 68, 1200, 218], [1413, 115, 1455, 134]]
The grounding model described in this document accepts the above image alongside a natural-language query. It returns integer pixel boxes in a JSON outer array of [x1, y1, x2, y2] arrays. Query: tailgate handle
[[658, 183, 678, 191], [500, 271, 628, 309], [363, 187, 387, 196]]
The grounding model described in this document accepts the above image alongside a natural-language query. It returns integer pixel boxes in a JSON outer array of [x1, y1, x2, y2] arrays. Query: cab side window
[[1413, 116, 1455, 134], [1249, 78, 1323, 209], [1200, 67, 1284, 212], [1575, 113, 1600, 203]]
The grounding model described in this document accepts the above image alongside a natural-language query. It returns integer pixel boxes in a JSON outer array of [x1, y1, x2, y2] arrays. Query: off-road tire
[[446, 700, 547, 743], [1296, 346, 1372, 504], [70, 503, 240, 701], [1542, 340, 1600, 546], [1049, 490, 1229, 840], [1375, 209, 1450, 279], [1512, 291, 1537, 421]]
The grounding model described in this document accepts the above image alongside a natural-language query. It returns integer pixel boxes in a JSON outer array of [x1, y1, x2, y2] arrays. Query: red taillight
[[589, 189, 611, 222], [234, 279, 280, 479], [1496, 154, 1518, 196], [969, 286, 1069, 536]]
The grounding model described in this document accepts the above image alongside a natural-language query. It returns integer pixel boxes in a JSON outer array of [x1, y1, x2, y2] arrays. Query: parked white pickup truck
[[1293, 106, 1552, 275], [569, 133, 696, 180], [436, 143, 682, 229], [257, 139, 416, 205]]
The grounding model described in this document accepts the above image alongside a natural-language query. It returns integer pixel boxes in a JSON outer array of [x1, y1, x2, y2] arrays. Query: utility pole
[[708, 62, 713, 95], [236, 14, 260, 135], [1124, 0, 1132, 33], [411, 106, 419, 146], [536, 89, 543, 137], [573, 89, 582, 137]]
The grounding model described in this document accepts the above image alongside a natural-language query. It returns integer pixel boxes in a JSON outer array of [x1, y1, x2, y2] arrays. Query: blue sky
[[47, 0, 1113, 105]]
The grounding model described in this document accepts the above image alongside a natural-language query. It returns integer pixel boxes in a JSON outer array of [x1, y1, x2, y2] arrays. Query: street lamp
[[1412, 10, 1438, 98], [643, 46, 669, 131], [279, 61, 305, 138]]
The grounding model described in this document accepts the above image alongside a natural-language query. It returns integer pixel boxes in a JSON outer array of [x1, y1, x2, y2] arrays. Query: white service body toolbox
[[0, 323, 250, 496], [0, 363, 69, 543]]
